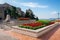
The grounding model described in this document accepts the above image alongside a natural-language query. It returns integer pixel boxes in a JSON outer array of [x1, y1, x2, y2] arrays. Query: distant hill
[[39, 18, 58, 21], [48, 18, 56, 20]]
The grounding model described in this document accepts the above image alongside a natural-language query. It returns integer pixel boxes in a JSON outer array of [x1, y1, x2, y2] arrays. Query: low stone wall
[[12, 22, 59, 37], [8, 19, 36, 26]]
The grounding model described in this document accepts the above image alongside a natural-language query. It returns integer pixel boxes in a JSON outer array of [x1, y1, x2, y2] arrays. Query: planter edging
[[12, 22, 59, 37]]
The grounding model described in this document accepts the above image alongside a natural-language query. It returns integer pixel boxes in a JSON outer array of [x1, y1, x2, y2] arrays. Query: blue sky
[[0, 0, 60, 19]]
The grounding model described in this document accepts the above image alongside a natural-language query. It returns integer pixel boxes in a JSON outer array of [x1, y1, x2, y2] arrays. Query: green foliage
[[30, 13, 35, 19], [19, 25, 45, 30], [11, 6, 17, 18], [18, 20, 54, 30], [4, 6, 21, 19], [35, 17, 39, 21], [37, 20, 51, 25], [25, 11, 30, 18], [11, 6, 21, 19], [4, 6, 38, 19], [25, 9, 36, 19]]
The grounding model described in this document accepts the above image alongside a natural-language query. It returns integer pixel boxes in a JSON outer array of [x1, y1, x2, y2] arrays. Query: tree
[[28, 9, 35, 19], [25, 10, 30, 18], [35, 17, 39, 21], [11, 6, 20, 19], [25, 9, 36, 19], [30, 12, 35, 19]]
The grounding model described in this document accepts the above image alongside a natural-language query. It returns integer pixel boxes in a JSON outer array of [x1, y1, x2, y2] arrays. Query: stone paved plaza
[[0, 20, 60, 40], [0, 31, 18, 40]]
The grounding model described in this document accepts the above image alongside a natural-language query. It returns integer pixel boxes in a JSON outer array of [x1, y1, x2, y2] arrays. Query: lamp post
[[57, 12, 60, 22], [58, 12, 60, 20]]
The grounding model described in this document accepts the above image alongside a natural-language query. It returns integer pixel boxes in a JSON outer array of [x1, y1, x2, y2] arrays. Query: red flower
[[49, 22, 55, 25], [18, 18, 29, 20], [22, 22, 43, 27]]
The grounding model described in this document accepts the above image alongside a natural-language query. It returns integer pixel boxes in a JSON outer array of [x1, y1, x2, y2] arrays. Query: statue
[[4, 14, 10, 22]]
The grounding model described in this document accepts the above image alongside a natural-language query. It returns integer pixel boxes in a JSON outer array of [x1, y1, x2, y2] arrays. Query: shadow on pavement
[[37, 25, 60, 40]]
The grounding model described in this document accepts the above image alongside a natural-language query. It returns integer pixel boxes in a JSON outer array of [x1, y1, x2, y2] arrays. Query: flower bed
[[12, 22, 58, 37], [18, 18, 29, 20], [18, 20, 55, 30], [11, 20, 58, 37]]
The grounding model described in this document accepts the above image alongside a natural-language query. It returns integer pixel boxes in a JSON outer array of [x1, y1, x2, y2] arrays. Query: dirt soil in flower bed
[[18, 20, 55, 30]]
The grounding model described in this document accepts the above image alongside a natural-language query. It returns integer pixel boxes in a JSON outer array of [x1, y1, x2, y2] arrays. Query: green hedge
[[19, 25, 45, 30]]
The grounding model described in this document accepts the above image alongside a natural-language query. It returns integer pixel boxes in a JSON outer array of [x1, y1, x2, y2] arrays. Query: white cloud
[[51, 11, 58, 15], [12, 0, 17, 3], [50, 11, 58, 18], [20, 2, 48, 8], [0, 0, 48, 8], [6, 0, 48, 8], [0, 0, 5, 4]]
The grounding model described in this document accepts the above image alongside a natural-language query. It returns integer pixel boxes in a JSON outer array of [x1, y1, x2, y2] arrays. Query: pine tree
[[25, 10, 30, 18]]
